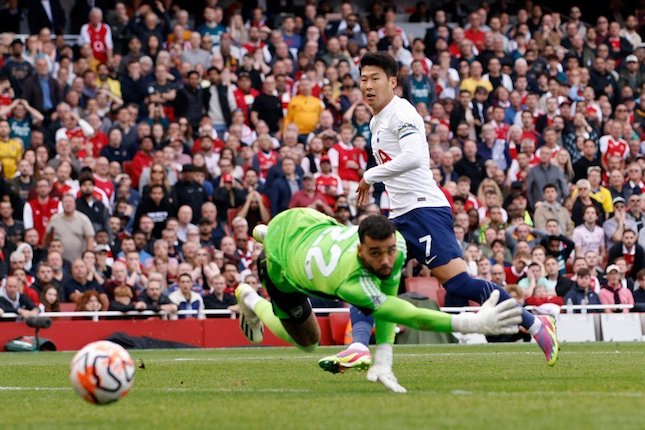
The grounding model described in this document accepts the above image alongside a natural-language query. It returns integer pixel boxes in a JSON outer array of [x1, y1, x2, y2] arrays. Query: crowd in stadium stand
[[0, 0, 644, 321]]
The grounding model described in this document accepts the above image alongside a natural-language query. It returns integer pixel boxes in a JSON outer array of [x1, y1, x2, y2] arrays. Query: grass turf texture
[[0, 343, 643, 430]]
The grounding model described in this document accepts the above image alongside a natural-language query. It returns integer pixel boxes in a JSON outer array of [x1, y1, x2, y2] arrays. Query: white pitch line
[[150, 350, 644, 363], [153, 387, 310, 394], [0, 386, 308, 394], [166, 355, 312, 362], [1, 386, 640, 398], [2, 350, 643, 367], [0, 386, 68, 391], [445, 390, 643, 399], [395, 350, 645, 357]]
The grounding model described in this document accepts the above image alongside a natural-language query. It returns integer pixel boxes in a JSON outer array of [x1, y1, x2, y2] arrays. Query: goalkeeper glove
[[451, 290, 522, 335], [366, 344, 407, 394]]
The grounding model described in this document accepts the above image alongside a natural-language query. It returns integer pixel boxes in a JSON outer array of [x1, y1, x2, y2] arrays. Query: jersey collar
[[373, 95, 398, 120]]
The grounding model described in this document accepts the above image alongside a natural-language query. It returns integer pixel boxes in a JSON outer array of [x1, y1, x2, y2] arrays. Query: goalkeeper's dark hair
[[360, 52, 399, 78], [359, 215, 396, 243]]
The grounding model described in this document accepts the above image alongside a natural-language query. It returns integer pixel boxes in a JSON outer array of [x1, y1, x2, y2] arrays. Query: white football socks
[[348, 342, 369, 352], [243, 288, 262, 311], [527, 317, 543, 336]]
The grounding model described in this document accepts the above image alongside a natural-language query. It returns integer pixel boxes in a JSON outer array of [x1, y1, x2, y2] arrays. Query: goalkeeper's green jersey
[[263, 208, 407, 312]]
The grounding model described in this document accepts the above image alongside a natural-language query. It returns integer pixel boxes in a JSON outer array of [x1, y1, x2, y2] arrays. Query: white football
[[69, 340, 136, 404]]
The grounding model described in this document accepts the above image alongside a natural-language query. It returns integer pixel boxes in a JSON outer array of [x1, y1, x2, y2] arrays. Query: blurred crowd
[[0, 0, 644, 320]]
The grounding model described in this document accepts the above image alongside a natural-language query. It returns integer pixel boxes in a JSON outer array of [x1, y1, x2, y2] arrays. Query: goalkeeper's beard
[[361, 259, 393, 280]]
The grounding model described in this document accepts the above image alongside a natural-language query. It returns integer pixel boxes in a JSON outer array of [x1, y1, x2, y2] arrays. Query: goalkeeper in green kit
[[236, 208, 521, 393]]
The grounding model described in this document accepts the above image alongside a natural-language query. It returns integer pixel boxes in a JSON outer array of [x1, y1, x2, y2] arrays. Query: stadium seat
[[227, 208, 239, 228], [55, 302, 77, 321], [405, 277, 446, 307], [123, 161, 136, 187], [60, 303, 76, 312], [328, 312, 350, 345]]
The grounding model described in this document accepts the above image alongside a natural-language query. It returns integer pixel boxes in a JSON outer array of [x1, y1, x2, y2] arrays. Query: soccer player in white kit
[[318, 52, 559, 391]]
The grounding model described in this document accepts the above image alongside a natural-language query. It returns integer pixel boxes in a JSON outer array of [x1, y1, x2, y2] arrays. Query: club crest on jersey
[[290, 306, 304, 319], [397, 122, 418, 139]]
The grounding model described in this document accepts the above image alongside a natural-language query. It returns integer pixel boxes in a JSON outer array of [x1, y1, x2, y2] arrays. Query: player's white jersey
[[365, 95, 449, 217]]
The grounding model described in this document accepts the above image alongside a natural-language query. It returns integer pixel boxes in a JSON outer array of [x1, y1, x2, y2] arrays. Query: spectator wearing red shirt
[[289, 174, 334, 216], [85, 113, 109, 157], [449, 27, 466, 58], [241, 26, 266, 56], [520, 110, 541, 145], [23, 178, 62, 244], [79, 8, 113, 64], [232, 72, 259, 126], [251, 134, 279, 180], [464, 12, 488, 52], [525, 284, 564, 306], [92, 157, 114, 205], [314, 156, 343, 207], [131, 136, 155, 189], [505, 252, 530, 284], [327, 123, 367, 194], [599, 120, 629, 171], [55, 112, 95, 145]]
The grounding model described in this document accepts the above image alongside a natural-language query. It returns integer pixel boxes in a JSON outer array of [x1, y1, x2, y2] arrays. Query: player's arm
[[362, 121, 426, 185], [372, 296, 453, 332], [373, 289, 521, 335]]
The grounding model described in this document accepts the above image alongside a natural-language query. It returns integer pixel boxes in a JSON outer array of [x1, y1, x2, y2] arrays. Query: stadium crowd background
[[0, 0, 644, 322]]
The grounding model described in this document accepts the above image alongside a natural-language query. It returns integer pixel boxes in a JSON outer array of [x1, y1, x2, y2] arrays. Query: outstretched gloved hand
[[366, 343, 407, 394]]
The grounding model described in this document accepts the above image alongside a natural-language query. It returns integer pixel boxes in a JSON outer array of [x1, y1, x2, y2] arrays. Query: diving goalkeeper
[[235, 208, 521, 393]]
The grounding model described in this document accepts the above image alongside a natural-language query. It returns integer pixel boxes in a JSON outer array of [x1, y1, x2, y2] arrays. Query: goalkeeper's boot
[[235, 283, 264, 343], [253, 224, 268, 243], [533, 315, 559, 367], [318, 345, 372, 374]]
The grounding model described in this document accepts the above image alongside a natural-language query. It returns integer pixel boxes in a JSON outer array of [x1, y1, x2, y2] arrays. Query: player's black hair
[[358, 215, 396, 243], [360, 52, 398, 78]]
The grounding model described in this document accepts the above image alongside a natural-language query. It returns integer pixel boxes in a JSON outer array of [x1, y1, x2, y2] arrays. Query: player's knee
[[294, 333, 319, 353], [443, 272, 510, 303], [287, 318, 320, 351], [301, 325, 321, 348], [297, 342, 318, 353], [442, 271, 471, 294]]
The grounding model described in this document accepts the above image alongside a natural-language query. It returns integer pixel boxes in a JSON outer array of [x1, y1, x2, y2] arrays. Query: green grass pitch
[[1, 343, 643, 430]]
